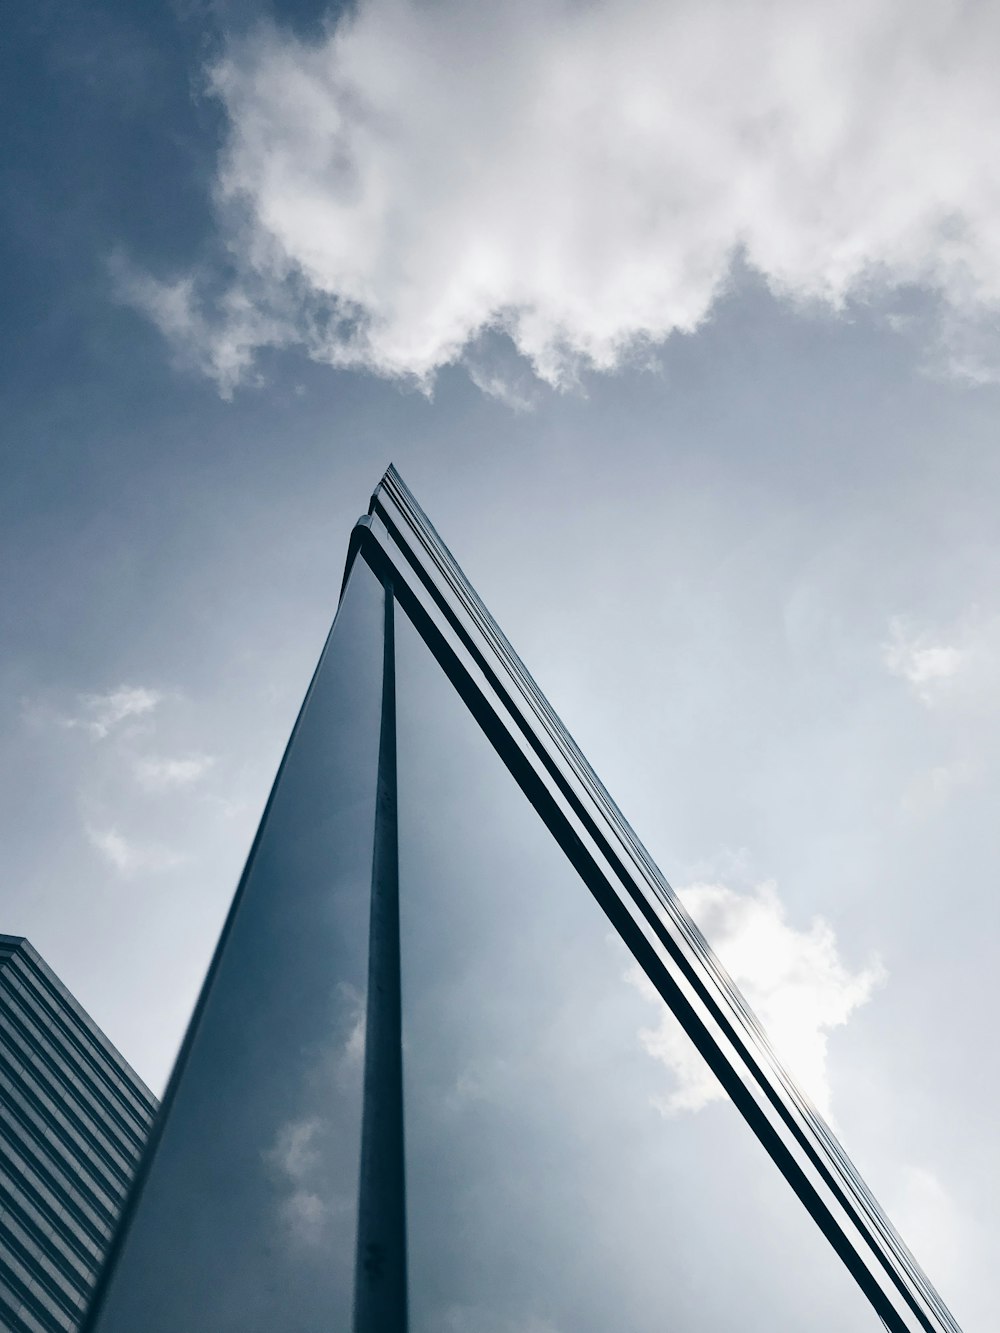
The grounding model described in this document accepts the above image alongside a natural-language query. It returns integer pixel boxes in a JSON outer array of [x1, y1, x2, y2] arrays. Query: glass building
[[80, 468, 962, 1333], [0, 935, 157, 1332]]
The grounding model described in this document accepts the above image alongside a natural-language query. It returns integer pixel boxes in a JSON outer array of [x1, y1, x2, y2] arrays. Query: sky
[[3, 0, 999, 1327]]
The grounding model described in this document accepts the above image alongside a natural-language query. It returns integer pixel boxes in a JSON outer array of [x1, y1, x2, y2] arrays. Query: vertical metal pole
[[353, 582, 408, 1333]]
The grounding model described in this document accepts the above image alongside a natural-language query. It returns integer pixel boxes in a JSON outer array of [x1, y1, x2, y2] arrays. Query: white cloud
[[882, 610, 1000, 717], [883, 618, 965, 705], [110, 256, 289, 400], [269, 1116, 323, 1180], [123, 0, 1000, 395], [134, 753, 216, 790], [339, 983, 366, 1069], [66, 685, 162, 739], [262, 993, 367, 1249], [85, 824, 183, 875], [631, 880, 885, 1120], [279, 1188, 327, 1246], [265, 1117, 329, 1246]]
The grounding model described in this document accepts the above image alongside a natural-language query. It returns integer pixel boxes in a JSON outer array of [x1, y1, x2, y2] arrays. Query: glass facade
[[0, 935, 157, 1333], [80, 468, 963, 1333], [394, 604, 879, 1333], [81, 560, 386, 1332]]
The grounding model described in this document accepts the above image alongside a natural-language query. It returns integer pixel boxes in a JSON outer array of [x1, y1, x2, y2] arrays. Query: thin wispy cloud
[[120, 0, 1000, 397], [85, 824, 184, 876], [63, 685, 163, 739], [631, 880, 885, 1120], [111, 257, 286, 398], [134, 753, 216, 791]]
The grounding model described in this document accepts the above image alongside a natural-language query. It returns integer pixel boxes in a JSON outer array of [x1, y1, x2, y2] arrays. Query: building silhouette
[[77, 469, 963, 1333], [0, 936, 156, 1332]]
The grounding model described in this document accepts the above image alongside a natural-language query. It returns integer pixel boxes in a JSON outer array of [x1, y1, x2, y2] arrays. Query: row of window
[[0, 1003, 140, 1192], [1, 952, 156, 1140], [0, 1240, 81, 1332], [0, 1057, 126, 1225], [0, 1131, 109, 1265], [0, 1203, 90, 1314], [9, 947, 154, 1120], [0, 1160, 96, 1288], [0, 946, 154, 1329], [0, 1279, 63, 1333], [0, 1084, 119, 1237], [0, 967, 154, 1154]]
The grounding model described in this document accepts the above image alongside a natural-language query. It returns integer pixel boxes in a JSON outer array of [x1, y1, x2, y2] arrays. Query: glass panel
[[395, 604, 881, 1333], [84, 561, 386, 1333]]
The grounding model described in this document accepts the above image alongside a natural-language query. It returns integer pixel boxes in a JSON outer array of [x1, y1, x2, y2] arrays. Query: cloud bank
[[632, 880, 885, 1120], [122, 0, 1000, 396]]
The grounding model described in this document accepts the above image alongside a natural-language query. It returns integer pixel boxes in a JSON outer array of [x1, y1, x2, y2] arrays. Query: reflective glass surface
[[394, 603, 881, 1333], [83, 563, 385, 1333]]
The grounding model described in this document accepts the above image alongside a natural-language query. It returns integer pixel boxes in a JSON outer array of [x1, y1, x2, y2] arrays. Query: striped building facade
[[0, 936, 156, 1332]]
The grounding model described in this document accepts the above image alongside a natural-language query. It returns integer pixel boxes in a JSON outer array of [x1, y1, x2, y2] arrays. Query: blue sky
[[4, 0, 999, 1327]]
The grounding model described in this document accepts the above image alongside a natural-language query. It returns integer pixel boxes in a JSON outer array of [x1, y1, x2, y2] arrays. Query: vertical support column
[[353, 581, 409, 1333]]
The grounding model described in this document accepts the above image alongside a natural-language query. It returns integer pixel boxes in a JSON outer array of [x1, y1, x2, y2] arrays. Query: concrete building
[[0, 935, 156, 1332]]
